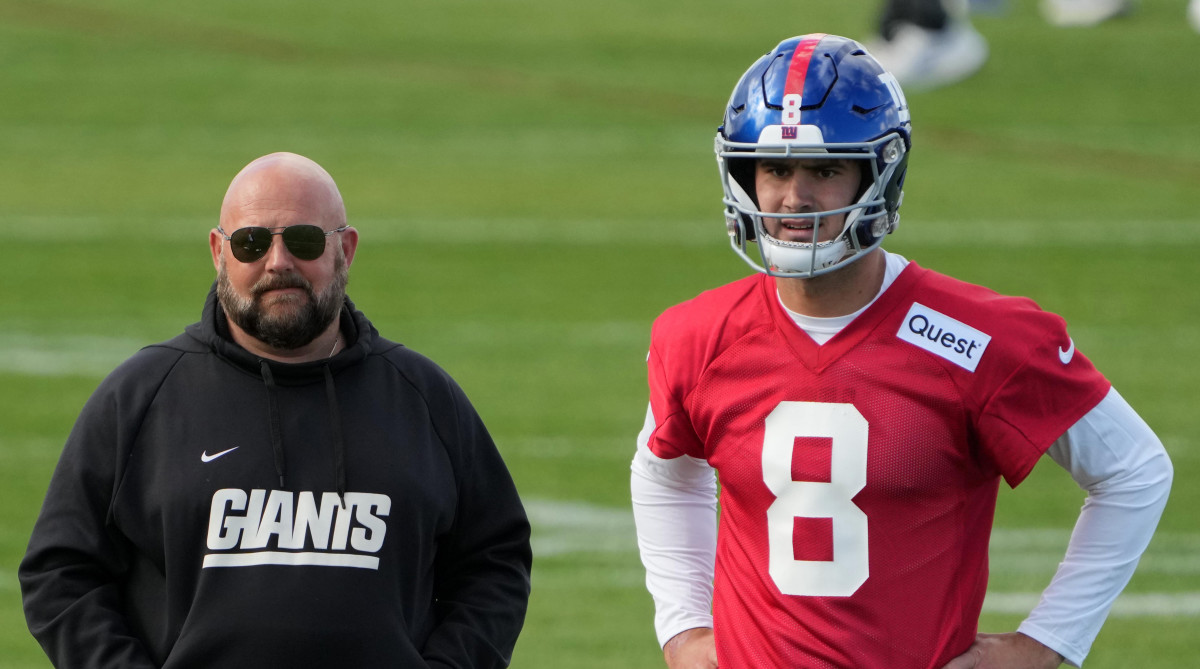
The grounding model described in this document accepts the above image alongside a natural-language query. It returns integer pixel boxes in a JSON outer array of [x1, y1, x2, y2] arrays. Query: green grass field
[[1, 1, 1197, 666]]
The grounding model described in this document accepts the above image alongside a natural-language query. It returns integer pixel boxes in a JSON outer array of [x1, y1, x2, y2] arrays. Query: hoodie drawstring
[[259, 360, 288, 488], [257, 359, 348, 506], [323, 364, 348, 509]]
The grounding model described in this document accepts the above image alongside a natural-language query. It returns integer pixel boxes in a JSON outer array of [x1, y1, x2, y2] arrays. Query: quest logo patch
[[897, 303, 991, 372]]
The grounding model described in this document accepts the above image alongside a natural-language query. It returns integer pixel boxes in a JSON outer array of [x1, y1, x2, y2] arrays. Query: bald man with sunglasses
[[20, 153, 532, 669], [212, 154, 356, 362]]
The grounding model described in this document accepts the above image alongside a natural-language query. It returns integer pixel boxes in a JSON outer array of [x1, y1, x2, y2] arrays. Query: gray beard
[[217, 253, 348, 351]]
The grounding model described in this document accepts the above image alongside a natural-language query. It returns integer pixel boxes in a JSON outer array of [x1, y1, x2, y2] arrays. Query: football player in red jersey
[[631, 34, 1172, 669]]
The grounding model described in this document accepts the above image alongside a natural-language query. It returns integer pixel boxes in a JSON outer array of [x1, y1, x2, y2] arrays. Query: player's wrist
[[664, 626, 712, 651], [1016, 632, 1065, 667]]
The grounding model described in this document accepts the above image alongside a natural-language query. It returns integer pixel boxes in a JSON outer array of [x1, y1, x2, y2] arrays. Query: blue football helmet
[[716, 33, 912, 278]]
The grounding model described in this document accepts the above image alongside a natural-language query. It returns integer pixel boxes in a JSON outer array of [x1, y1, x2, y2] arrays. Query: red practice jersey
[[645, 262, 1110, 668]]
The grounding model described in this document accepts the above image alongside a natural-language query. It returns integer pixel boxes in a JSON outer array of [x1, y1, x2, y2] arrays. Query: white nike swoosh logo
[[1058, 338, 1075, 365], [201, 447, 240, 463]]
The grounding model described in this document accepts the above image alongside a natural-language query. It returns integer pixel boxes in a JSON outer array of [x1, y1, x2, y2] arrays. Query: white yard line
[[527, 499, 1200, 616], [983, 592, 1200, 617], [0, 334, 146, 376]]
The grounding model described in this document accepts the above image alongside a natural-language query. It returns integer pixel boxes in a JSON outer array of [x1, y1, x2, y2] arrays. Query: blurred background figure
[[866, 0, 988, 91], [1041, 0, 1200, 27], [1040, 0, 1132, 26], [868, 0, 1200, 91]]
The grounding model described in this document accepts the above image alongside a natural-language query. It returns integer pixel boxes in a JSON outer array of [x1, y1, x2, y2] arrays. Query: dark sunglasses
[[216, 225, 348, 263]]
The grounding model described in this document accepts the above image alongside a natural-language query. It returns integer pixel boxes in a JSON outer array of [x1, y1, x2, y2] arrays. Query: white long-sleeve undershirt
[[1019, 388, 1172, 665], [631, 403, 719, 647]]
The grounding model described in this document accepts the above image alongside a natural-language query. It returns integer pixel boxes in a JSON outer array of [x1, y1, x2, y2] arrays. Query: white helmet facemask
[[717, 131, 905, 279], [724, 170, 858, 276]]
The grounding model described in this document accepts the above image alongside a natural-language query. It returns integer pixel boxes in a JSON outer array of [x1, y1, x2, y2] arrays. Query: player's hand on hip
[[939, 632, 1063, 669], [663, 627, 718, 669]]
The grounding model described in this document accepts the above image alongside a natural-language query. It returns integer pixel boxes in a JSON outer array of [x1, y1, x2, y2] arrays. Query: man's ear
[[340, 227, 359, 268], [209, 229, 224, 271]]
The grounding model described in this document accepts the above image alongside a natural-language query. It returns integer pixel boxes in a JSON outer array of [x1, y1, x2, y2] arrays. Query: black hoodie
[[20, 285, 532, 668]]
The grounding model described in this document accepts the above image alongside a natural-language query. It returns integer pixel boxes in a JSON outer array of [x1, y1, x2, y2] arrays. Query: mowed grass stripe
[[984, 592, 1200, 618], [526, 499, 1200, 577], [4, 215, 1200, 246]]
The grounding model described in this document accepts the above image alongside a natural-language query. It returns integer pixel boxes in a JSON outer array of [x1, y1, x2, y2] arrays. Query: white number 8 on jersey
[[762, 401, 869, 596]]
